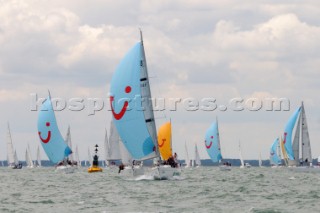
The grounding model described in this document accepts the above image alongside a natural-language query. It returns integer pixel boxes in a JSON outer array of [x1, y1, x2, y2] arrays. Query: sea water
[[0, 166, 319, 213]]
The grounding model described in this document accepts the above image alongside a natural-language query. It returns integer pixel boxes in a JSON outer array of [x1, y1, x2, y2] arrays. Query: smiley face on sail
[[110, 86, 132, 120], [38, 122, 52, 143], [205, 136, 213, 149], [158, 138, 166, 148]]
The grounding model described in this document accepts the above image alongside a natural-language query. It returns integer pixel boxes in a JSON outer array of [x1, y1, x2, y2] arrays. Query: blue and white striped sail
[[37, 95, 72, 164], [205, 122, 222, 163], [283, 107, 301, 160], [110, 36, 158, 160], [270, 138, 281, 165]]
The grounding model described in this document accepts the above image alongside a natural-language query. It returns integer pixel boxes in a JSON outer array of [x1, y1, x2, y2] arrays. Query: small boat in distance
[[88, 144, 103, 173], [204, 118, 231, 171], [7, 123, 22, 169], [194, 144, 201, 168], [239, 141, 250, 168]]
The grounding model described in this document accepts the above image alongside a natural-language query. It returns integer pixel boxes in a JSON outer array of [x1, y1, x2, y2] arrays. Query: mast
[[301, 102, 312, 165]]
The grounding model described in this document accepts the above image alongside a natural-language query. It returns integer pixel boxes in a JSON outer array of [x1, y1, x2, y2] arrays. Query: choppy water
[[0, 166, 320, 213]]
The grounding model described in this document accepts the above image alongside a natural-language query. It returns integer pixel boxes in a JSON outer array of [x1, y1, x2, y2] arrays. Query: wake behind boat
[[37, 92, 76, 174]]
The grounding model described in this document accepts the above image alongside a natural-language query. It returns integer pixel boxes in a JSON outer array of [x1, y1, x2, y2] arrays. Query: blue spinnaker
[[270, 138, 281, 165], [37, 95, 72, 163], [205, 122, 222, 163], [283, 107, 301, 160], [110, 42, 156, 160]]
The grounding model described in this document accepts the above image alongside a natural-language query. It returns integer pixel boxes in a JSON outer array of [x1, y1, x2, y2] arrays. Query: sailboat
[[87, 147, 92, 167], [270, 138, 282, 168], [37, 92, 75, 173], [7, 123, 22, 169], [75, 145, 81, 167], [35, 145, 42, 167], [205, 119, 231, 170], [184, 141, 191, 168], [258, 152, 263, 167], [104, 121, 121, 167], [64, 126, 77, 166], [239, 141, 250, 168], [13, 150, 22, 169], [194, 144, 201, 168], [25, 144, 34, 168], [154, 121, 180, 176], [110, 30, 177, 179], [282, 102, 313, 167]]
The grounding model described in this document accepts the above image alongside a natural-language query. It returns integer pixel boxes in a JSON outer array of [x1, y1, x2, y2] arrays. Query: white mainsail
[[36, 145, 41, 167], [239, 141, 245, 167], [75, 145, 81, 167], [6, 123, 15, 167], [194, 144, 201, 167], [119, 138, 133, 166], [184, 141, 190, 167], [259, 152, 262, 167], [65, 126, 74, 162], [105, 121, 121, 165], [14, 150, 19, 165], [301, 102, 312, 164], [25, 144, 34, 168], [87, 147, 92, 167]]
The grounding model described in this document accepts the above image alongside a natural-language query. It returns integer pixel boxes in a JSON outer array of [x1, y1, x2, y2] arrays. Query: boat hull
[[55, 165, 76, 174], [219, 165, 231, 171], [148, 165, 181, 180]]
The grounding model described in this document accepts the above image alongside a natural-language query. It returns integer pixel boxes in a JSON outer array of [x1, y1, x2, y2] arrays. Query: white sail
[[195, 144, 201, 166], [87, 147, 92, 167], [25, 144, 34, 168], [239, 141, 245, 167], [301, 102, 312, 164], [36, 145, 41, 167], [119, 138, 133, 165], [75, 145, 81, 167], [292, 112, 301, 166], [106, 121, 121, 162], [6, 123, 15, 167], [184, 141, 190, 167], [139, 33, 159, 160], [65, 126, 74, 162], [259, 152, 262, 167], [14, 150, 19, 165]]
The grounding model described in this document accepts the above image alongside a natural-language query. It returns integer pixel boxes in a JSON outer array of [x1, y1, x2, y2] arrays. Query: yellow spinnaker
[[157, 122, 172, 160]]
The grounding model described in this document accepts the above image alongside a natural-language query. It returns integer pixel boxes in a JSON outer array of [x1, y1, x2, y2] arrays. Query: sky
[[0, 0, 320, 161]]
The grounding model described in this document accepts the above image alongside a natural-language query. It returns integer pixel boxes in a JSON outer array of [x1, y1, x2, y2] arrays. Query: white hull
[[55, 165, 76, 174], [219, 165, 231, 171], [119, 165, 145, 176], [148, 165, 181, 180]]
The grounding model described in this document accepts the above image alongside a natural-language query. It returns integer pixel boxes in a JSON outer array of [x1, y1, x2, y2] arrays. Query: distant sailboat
[[7, 123, 22, 169], [110, 31, 177, 179], [270, 138, 282, 167], [25, 144, 34, 168], [194, 144, 201, 167], [283, 102, 312, 167], [65, 126, 76, 164], [36, 145, 41, 167], [184, 141, 191, 168], [75, 145, 81, 167], [37, 92, 75, 173], [239, 141, 250, 168], [87, 147, 92, 167], [259, 152, 263, 167]]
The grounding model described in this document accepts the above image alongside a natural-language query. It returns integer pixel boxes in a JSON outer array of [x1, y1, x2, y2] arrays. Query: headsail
[[283, 107, 301, 160], [36, 145, 41, 167], [184, 141, 190, 167], [65, 126, 74, 162], [106, 121, 121, 161], [205, 121, 222, 163], [239, 141, 244, 167], [157, 122, 172, 160], [292, 112, 301, 165], [37, 94, 72, 164], [110, 34, 159, 160]]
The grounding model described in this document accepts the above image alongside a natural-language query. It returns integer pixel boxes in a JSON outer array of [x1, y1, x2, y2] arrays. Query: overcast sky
[[1, 0, 320, 161]]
